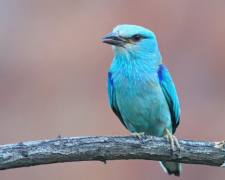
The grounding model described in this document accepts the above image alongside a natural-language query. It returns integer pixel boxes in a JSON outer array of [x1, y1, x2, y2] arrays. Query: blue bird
[[103, 24, 181, 176]]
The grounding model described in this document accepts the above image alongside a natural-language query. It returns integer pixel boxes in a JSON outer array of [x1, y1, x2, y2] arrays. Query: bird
[[102, 24, 181, 176]]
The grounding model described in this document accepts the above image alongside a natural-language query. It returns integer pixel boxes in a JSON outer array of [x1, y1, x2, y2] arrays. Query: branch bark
[[0, 135, 224, 170]]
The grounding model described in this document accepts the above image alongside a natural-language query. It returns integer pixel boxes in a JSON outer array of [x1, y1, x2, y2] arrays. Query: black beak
[[102, 32, 127, 47]]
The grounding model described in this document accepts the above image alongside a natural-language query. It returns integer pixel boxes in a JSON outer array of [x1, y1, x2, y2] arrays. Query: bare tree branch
[[0, 135, 224, 170]]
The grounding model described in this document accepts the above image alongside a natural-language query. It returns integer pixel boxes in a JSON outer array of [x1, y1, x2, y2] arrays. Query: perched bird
[[103, 24, 181, 176]]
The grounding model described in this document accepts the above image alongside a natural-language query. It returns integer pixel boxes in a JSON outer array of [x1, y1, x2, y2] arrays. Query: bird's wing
[[157, 64, 180, 133], [107, 72, 127, 129]]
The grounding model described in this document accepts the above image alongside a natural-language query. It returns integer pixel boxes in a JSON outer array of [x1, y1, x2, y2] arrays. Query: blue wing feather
[[157, 64, 180, 133], [107, 72, 127, 129]]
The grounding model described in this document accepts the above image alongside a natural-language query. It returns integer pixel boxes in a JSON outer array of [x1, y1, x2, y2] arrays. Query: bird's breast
[[113, 71, 172, 136]]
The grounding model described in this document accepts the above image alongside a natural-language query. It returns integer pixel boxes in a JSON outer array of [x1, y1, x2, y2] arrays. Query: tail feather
[[159, 161, 181, 176]]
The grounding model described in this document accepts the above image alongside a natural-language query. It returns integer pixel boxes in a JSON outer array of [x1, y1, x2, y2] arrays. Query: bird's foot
[[214, 141, 225, 149], [132, 132, 146, 142], [164, 128, 180, 154]]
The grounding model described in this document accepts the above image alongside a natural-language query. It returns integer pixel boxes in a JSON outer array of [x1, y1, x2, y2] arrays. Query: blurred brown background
[[0, 0, 225, 180]]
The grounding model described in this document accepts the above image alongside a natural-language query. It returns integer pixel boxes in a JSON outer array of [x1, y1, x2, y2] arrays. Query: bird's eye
[[131, 34, 142, 42]]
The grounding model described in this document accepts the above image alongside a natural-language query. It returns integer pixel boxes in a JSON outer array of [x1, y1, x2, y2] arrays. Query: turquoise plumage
[[103, 24, 181, 176]]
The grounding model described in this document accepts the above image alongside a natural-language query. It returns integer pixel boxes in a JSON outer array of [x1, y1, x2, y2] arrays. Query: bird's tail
[[159, 161, 181, 176]]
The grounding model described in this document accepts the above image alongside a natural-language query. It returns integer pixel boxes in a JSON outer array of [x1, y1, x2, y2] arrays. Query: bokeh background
[[0, 1, 225, 180]]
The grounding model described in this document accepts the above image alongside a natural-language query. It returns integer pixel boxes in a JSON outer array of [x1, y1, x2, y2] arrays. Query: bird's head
[[102, 24, 160, 59]]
